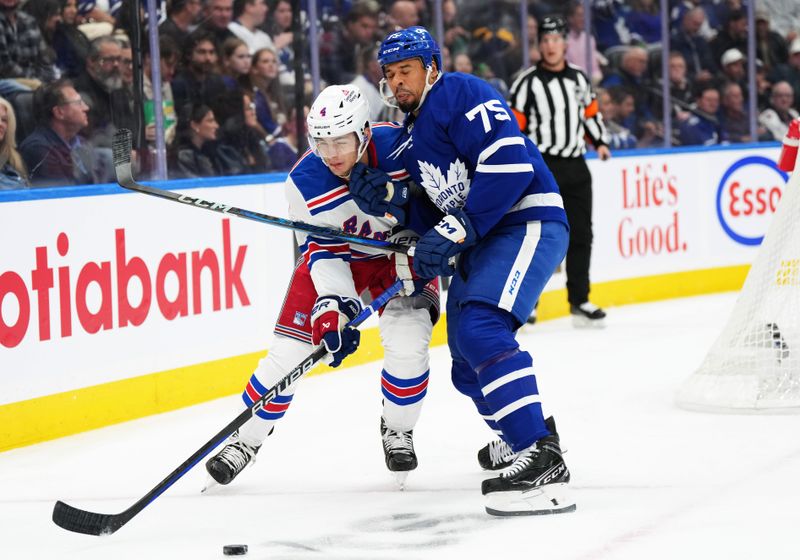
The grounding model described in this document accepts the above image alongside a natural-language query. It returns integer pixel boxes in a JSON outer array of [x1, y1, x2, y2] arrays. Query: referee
[[509, 16, 611, 328]]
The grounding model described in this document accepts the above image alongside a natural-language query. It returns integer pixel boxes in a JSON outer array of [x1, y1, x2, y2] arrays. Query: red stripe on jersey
[[245, 382, 261, 403], [307, 185, 349, 209], [263, 401, 292, 413]]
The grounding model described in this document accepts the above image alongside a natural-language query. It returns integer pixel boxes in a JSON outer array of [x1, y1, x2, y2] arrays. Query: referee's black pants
[[542, 154, 593, 307]]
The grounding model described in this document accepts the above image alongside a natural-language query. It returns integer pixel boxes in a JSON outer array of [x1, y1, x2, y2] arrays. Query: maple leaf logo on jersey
[[418, 159, 471, 212]]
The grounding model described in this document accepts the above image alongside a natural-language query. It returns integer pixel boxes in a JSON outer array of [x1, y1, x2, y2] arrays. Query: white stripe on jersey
[[476, 163, 534, 174], [477, 137, 526, 164], [507, 192, 564, 212], [498, 221, 541, 312], [482, 367, 536, 395]]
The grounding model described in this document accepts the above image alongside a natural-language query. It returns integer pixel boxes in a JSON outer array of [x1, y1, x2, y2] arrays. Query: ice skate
[[570, 302, 606, 329], [204, 431, 262, 487], [481, 418, 575, 516], [477, 439, 516, 471], [381, 417, 417, 487]]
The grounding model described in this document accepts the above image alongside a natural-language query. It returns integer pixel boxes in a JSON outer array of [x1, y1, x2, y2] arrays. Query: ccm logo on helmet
[[716, 156, 788, 246]]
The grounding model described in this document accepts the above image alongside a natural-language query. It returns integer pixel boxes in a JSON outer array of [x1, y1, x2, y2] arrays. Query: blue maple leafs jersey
[[285, 122, 411, 298], [388, 72, 569, 238]]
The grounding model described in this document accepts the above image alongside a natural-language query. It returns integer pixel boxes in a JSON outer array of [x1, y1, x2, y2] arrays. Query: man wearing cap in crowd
[[718, 48, 748, 98], [770, 38, 800, 108]]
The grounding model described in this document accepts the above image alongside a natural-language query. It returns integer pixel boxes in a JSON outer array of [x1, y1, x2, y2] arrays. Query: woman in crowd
[[169, 103, 246, 178], [242, 47, 287, 142], [222, 37, 253, 91], [0, 97, 30, 189]]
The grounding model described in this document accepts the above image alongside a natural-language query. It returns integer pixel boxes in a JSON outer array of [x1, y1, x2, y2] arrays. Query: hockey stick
[[52, 279, 404, 536], [111, 129, 411, 255]]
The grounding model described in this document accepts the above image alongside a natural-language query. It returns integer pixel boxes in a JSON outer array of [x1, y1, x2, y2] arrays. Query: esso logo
[[716, 156, 788, 246]]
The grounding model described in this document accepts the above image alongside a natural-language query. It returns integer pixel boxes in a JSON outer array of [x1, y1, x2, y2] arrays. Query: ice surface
[[2, 292, 800, 559]]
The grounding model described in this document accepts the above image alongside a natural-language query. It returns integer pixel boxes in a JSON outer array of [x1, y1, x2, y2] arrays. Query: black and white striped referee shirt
[[509, 63, 609, 159]]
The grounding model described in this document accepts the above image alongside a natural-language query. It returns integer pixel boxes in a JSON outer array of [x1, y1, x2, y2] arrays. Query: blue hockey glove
[[311, 295, 363, 367], [349, 162, 409, 225], [412, 208, 478, 279]]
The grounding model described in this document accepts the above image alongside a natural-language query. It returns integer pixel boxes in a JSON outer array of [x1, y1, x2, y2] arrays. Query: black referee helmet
[[538, 16, 567, 40]]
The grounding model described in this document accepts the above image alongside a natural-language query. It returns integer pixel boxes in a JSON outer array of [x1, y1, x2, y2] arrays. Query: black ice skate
[[481, 418, 575, 516], [570, 302, 606, 328], [205, 431, 262, 486], [478, 439, 516, 471], [477, 416, 556, 471], [381, 417, 417, 488]]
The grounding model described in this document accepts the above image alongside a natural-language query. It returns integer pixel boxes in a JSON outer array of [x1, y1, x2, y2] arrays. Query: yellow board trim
[[0, 265, 746, 452]]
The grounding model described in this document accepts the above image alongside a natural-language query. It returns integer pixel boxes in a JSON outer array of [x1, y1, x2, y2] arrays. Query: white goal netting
[[676, 158, 800, 413]]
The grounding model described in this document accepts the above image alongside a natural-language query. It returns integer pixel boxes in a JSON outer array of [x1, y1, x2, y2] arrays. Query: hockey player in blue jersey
[[348, 27, 575, 516], [205, 85, 440, 488]]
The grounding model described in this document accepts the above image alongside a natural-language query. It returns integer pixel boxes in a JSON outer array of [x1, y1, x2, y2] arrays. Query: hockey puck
[[223, 544, 248, 555]]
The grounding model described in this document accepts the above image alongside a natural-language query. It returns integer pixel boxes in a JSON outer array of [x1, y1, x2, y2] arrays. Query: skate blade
[[201, 475, 220, 494], [485, 483, 576, 516], [392, 471, 409, 490], [571, 315, 606, 329]]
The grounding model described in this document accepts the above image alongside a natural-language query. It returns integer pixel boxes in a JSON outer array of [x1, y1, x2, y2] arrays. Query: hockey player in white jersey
[[349, 27, 575, 516], [205, 85, 439, 487]]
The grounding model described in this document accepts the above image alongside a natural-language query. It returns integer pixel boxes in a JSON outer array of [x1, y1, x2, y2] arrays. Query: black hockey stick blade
[[51, 279, 403, 536], [111, 129, 411, 255]]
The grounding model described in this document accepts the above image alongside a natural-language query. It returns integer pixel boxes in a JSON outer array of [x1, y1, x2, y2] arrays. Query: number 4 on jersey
[[465, 100, 511, 133]]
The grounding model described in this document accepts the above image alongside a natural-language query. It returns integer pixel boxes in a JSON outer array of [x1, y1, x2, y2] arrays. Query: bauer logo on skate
[[716, 156, 789, 246], [0, 219, 250, 349], [617, 162, 686, 258]]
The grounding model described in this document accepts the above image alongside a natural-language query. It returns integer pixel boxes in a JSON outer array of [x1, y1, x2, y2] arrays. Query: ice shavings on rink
[[2, 292, 800, 560]]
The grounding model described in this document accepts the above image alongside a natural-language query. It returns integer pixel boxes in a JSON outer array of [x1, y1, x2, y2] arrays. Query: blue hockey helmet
[[378, 26, 442, 71]]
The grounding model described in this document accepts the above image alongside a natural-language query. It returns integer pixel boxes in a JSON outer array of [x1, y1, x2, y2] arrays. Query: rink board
[[0, 143, 783, 450]]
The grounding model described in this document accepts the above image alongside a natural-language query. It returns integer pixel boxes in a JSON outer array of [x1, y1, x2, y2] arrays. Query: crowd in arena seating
[[2, 0, 800, 189]]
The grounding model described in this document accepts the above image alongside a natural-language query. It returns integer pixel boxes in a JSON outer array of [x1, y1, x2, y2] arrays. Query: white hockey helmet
[[307, 85, 371, 161]]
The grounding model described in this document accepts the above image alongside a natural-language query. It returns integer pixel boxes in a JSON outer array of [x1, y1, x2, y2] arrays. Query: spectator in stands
[[197, 0, 236, 52], [0, 0, 58, 87], [52, 0, 92, 79], [679, 85, 722, 146], [74, 35, 135, 151], [169, 101, 246, 177], [441, 0, 468, 58], [718, 49, 748, 99], [566, 1, 603, 84], [759, 81, 800, 140], [710, 9, 748, 68], [19, 79, 95, 186], [119, 41, 134, 91], [266, 0, 294, 77], [591, 0, 630, 52], [243, 47, 286, 140], [267, 104, 306, 171], [670, 7, 716, 83], [670, 0, 717, 40], [601, 47, 656, 137], [0, 97, 29, 189], [386, 0, 418, 31], [319, 1, 379, 85], [597, 87, 637, 150], [719, 82, 752, 143], [229, 0, 273, 53], [75, 0, 116, 26], [624, 0, 661, 45], [348, 44, 401, 122], [218, 91, 270, 173], [22, 0, 62, 77], [770, 39, 800, 109], [159, 0, 202, 47], [172, 31, 229, 115], [759, 0, 800, 43], [755, 8, 788, 73], [453, 53, 473, 74], [142, 36, 180, 164], [221, 37, 252, 89]]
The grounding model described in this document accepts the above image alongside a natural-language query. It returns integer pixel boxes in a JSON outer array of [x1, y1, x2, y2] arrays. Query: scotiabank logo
[[0, 219, 249, 348], [716, 156, 788, 246]]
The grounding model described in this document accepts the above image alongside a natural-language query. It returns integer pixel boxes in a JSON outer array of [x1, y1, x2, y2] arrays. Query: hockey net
[[676, 156, 800, 413]]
